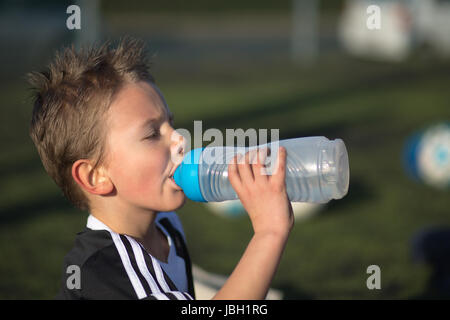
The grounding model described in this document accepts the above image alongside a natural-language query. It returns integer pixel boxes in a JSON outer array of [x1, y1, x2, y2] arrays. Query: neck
[[90, 198, 159, 246]]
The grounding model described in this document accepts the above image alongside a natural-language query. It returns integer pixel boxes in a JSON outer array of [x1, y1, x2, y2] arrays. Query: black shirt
[[55, 212, 195, 300]]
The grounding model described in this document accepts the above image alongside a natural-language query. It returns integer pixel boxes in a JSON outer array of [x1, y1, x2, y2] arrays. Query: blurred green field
[[0, 53, 448, 299]]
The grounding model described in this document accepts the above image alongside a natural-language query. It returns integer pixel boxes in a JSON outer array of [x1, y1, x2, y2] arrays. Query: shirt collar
[[86, 212, 173, 234], [86, 214, 113, 232]]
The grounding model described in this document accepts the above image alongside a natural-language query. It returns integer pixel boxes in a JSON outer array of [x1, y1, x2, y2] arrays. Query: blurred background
[[0, 0, 449, 299]]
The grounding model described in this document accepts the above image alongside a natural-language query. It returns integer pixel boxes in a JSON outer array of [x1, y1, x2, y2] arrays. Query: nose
[[170, 129, 186, 165]]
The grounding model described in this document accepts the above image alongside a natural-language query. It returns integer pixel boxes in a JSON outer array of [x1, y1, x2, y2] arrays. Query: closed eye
[[143, 128, 160, 140]]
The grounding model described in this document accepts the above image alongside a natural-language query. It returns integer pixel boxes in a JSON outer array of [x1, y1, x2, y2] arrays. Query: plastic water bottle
[[173, 136, 350, 203]]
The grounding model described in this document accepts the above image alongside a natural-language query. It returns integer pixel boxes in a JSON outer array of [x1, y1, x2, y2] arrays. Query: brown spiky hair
[[27, 37, 154, 211]]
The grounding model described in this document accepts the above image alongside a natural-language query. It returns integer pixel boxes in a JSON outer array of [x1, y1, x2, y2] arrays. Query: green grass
[[0, 53, 449, 299]]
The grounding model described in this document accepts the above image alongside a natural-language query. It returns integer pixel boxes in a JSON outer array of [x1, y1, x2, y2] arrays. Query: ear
[[71, 159, 114, 196]]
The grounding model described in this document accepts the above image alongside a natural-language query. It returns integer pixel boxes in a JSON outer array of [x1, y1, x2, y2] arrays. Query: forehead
[[107, 81, 167, 132]]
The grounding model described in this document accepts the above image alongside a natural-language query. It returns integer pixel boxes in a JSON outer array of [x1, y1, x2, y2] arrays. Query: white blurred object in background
[[338, 0, 450, 61], [193, 265, 283, 300], [339, 0, 412, 61], [205, 200, 323, 221]]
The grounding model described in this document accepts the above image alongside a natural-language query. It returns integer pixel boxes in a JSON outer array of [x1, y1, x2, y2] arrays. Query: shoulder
[[63, 228, 115, 268], [56, 229, 136, 300]]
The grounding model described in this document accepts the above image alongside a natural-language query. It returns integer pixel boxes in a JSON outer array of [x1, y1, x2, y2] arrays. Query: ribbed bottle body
[[197, 137, 349, 203]]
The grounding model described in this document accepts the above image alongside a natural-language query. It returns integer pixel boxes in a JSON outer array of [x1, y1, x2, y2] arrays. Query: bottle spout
[[172, 148, 207, 202], [173, 165, 182, 188]]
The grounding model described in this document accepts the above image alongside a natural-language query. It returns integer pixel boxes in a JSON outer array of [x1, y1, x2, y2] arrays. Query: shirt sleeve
[[56, 243, 140, 300]]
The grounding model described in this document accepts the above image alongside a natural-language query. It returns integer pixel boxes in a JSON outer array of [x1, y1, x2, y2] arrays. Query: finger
[[272, 146, 287, 185], [248, 148, 261, 168], [237, 150, 255, 183], [260, 147, 271, 167], [254, 148, 269, 181], [228, 154, 242, 191]]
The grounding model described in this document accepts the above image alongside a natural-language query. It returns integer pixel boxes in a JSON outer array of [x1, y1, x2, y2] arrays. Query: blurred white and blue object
[[403, 122, 450, 189]]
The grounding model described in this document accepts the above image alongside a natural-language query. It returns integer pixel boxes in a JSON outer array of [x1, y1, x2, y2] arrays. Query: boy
[[28, 38, 294, 300]]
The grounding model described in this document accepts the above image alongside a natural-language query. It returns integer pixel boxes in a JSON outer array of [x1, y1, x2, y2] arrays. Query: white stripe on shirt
[[151, 292, 170, 300], [124, 235, 162, 295], [150, 254, 172, 292], [110, 232, 147, 299]]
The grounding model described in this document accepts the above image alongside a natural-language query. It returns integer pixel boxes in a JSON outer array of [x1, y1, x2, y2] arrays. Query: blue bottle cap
[[173, 147, 206, 202]]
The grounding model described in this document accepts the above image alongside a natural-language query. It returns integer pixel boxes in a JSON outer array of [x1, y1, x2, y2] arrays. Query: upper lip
[[168, 166, 178, 179]]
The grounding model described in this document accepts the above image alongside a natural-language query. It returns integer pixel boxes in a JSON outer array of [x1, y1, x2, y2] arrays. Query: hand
[[228, 146, 294, 238]]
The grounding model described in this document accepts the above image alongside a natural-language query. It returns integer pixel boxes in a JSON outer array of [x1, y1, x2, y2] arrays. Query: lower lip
[[168, 176, 182, 191]]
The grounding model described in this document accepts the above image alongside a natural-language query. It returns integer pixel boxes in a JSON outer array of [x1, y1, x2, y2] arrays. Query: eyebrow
[[138, 109, 174, 132]]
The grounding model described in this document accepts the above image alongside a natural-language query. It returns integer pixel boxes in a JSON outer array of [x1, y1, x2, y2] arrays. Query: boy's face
[[103, 81, 186, 213]]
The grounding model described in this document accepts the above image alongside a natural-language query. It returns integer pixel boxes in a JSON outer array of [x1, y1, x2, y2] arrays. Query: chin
[[172, 192, 187, 211], [161, 192, 186, 212]]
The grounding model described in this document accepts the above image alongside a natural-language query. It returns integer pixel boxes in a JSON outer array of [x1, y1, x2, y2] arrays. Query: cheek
[[109, 144, 169, 197]]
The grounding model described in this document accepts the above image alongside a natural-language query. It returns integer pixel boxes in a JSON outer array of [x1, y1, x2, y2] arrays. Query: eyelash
[[145, 129, 160, 140], [144, 116, 174, 140]]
